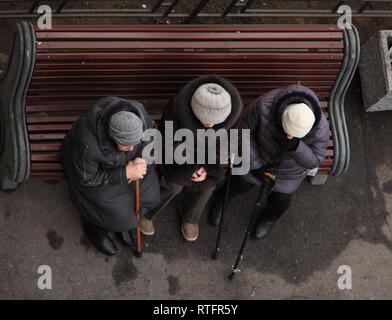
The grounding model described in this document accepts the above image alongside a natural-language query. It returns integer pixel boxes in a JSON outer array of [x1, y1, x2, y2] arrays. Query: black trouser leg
[[263, 192, 292, 222]]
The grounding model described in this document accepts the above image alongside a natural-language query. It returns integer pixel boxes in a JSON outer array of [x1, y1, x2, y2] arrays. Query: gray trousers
[[146, 176, 215, 224]]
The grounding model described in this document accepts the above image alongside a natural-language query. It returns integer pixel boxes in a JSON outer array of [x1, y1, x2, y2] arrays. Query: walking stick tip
[[133, 251, 142, 258]]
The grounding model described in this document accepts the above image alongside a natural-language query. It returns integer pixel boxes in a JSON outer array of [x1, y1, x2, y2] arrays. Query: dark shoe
[[254, 219, 275, 240], [115, 230, 136, 247], [83, 224, 117, 256]]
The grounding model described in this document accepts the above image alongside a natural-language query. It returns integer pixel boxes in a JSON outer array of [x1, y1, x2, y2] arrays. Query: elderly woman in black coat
[[211, 84, 330, 239], [141, 75, 243, 242], [61, 97, 161, 256]]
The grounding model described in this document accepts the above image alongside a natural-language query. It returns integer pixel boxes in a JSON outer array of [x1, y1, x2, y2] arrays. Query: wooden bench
[[0, 22, 360, 190]]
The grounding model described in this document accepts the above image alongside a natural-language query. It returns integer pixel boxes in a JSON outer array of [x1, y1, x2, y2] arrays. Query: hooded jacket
[[242, 84, 330, 194]]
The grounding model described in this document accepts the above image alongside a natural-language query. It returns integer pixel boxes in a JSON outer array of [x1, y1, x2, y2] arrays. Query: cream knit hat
[[281, 103, 315, 138], [191, 83, 232, 125]]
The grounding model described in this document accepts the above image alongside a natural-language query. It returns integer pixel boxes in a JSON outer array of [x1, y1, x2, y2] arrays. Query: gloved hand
[[278, 135, 300, 151], [242, 172, 263, 187], [252, 168, 275, 193], [242, 168, 276, 193]]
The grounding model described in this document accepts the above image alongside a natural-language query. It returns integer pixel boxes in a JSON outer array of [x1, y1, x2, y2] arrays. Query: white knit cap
[[281, 103, 315, 138], [191, 83, 232, 125]]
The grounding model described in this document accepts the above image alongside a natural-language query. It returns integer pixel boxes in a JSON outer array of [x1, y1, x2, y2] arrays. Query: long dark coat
[[61, 96, 160, 232], [242, 84, 330, 194], [159, 75, 243, 190]]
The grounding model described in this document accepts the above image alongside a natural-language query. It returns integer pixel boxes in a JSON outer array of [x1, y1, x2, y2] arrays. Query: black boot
[[83, 223, 117, 256], [253, 218, 275, 240], [115, 230, 136, 248]]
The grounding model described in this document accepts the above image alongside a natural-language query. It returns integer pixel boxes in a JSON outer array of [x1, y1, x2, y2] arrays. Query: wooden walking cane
[[134, 179, 142, 258]]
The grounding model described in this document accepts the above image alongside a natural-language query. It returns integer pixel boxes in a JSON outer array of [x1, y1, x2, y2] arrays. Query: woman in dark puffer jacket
[[211, 84, 330, 239]]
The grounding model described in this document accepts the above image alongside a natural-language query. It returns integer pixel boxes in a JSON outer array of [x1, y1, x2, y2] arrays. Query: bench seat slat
[[30, 143, 62, 151], [27, 86, 333, 95], [26, 92, 331, 102], [27, 116, 80, 123], [31, 163, 64, 171], [31, 154, 61, 162], [29, 133, 66, 141], [37, 41, 344, 50], [30, 80, 336, 88], [28, 124, 72, 132], [31, 72, 340, 79], [36, 32, 343, 41], [36, 25, 341, 32], [30, 172, 65, 179], [36, 52, 344, 61], [34, 62, 343, 70]]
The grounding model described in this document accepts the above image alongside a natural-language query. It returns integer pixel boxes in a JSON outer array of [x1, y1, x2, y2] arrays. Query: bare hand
[[191, 167, 207, 182], [126, 157, 147, 182]]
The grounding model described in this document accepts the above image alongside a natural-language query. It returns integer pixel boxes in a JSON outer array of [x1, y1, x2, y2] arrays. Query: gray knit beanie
[[191, 83, 232, 125], [108, 111, 143, 146]]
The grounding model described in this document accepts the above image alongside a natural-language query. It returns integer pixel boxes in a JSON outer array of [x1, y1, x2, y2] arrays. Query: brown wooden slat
[[30, 143, 61, 151], [29, 133, 66, 141], [31, 153, 61, 162], [26, 92, 331, 102], [27, 116, 79, 123], [35, 25, 341, 32], [27, 86, 333, 96], [36, 52, 344, 61], [34, 62, 343, 70], [26, 101, 327, 113], [26, 104, 89, 112], [37, 41, 344, 50], [28, 124, 72, 132], [30, 172, 65, 179], [320, 159, 333, 166], [30, 80, 336, 89], [26, 102, 166, 112], [32, 72, 339, 79], [36, 32, 343, 41], [31, 163, 64, 171]]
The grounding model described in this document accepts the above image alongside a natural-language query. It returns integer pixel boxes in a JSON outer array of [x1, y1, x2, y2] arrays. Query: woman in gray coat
[[211, 84, 330, 239]]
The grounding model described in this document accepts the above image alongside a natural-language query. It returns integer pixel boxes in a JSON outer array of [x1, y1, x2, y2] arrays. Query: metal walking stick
[[212, 155, 234, 260], [229, 172, 276, 280], [134, 179, 142, 258]]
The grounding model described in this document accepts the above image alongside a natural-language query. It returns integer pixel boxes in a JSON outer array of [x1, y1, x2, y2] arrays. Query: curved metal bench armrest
[[0, 22, 36, 190], [328, 25, 360, 177]]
